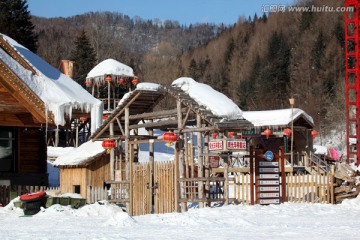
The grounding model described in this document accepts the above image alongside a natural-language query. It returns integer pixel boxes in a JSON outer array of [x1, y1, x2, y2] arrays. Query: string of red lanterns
[[311, 130, 318, 139], [283, 128, 292, 136]]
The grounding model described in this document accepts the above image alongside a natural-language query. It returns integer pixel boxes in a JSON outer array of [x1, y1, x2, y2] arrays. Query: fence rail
[[86, 186, 109, 204]]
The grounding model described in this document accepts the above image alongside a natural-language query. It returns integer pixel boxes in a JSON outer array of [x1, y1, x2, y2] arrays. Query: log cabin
[[0, 33, 102, 186]]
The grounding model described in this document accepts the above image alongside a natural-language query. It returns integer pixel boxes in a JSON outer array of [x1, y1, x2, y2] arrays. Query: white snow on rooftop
[[242, 108, 314, 127], [172, 77, 243, 119], [0, 33, 103, 133], [53, 140, 105, 167], [136, 82, 160, 91], [86, 58, 134, 80]]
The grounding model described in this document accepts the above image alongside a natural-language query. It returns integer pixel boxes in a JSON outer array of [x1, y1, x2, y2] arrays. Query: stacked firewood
[[334, 163, 360, 203]]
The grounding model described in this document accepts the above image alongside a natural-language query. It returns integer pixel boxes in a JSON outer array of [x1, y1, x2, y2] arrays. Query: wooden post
[[204, 132, 210, 202], [177, 101, 187, 212], [55, 127, 59, 147], [149, 127, 154, 213], [190, 132, 194, 178], [125, 107, 131, 214], [75, 120, 79, 148], [107, 80, 111, 112], [280, 146, 286, 203], [184, 133, 189, 178], [129, 143, 134, 215], [197, 114, 204, 208], [224, 155, 229, 206], [250, 146, 254, 205], [110, 122, 115, 180], [174, 143, 179, 212]]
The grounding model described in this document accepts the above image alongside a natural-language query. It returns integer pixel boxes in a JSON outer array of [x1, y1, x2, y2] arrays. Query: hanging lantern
[[132, 76, 139, 86], [102, 139, 116, 154], [162, 131, 178, 147], [79, 117, 87, 123], [211, 132, 218, 139], [311, 130, 318, 139], [284, 128, 292, 136], [117, 77, 126, 86], [105, 75, 112, 82], [85, 79, 92, 87], [228, 131, 235, 138], [102, 115, 108, 121], [264, 128, 271, 139]]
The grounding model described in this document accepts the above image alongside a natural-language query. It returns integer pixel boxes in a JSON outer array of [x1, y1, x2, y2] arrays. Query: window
[[73, 185, 80, 194], [0, 127, 15, 172]]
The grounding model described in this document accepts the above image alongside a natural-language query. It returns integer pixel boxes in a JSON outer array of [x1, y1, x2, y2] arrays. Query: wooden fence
[[86, 186, 109, 204], [230, 172, 335, 204]]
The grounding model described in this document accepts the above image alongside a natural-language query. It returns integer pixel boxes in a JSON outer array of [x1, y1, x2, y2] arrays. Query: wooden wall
[[17, 127, 47, 173], [59, 155, 110, 198]]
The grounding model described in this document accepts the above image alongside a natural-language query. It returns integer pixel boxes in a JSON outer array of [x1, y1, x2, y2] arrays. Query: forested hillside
[[32, 0, 346, 135]]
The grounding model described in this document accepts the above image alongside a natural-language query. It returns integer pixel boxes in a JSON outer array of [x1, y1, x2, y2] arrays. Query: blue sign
[[264, 150, 274, 161]]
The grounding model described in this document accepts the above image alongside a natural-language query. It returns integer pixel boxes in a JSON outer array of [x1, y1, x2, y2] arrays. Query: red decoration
[[79, 117, 87, 123], [105, 75, 112, 82], [284, 128, 292, 136], [102, 139, 116, 154], [102, 115, 108, 121], [85, 79, 92, 87], [228, 132, 235, 138], [264, 128, 271, 139], [162, 131, 178, 147], [211, 132, 218, 139], [311, 130, 318, 139], [117, 77, 126, 85], [132, 76, 139, 86]]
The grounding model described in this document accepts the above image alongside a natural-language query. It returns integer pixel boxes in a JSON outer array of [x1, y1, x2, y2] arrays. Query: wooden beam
[[178, 126, 216, 133], [129, 119, 178, 129], [91, 92, 141, 140], [115, 117, 125, 136], [121, 108, 186, 121]]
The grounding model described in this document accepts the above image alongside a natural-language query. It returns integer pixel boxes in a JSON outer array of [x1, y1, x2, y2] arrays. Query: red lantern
[[117, 77, 126, 85], [211, 132, 218, 139], [228, 132, 234, 138], [311, 130, 318, 139], [102, 139, 116, 154], [284, 128, 292, 136], [162, 131, 178, 147], [79, 117, 87, 123], [264, 128, 271, 139], [102, 115, 108, 121], [85, 79, 92, 87], [132, 76, 139, 86], [105, 75, 112, 82]]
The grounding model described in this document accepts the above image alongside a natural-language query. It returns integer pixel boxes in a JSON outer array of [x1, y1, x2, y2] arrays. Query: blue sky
[[27, 0, 295, 25]]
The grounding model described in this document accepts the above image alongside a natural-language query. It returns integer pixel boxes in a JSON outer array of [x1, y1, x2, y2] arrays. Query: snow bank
[[0, 34, 103, 133], [172, 77, 243, 119]]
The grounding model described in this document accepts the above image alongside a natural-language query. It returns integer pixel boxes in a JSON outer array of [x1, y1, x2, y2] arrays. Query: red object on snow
[[20, 191, 46, 201], [328, 148, 340, 161]]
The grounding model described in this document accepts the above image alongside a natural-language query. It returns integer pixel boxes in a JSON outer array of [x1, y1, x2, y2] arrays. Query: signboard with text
[[209, 139, 247, 152]]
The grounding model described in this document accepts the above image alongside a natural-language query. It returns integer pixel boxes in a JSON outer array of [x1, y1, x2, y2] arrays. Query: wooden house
[[53, 141, 109, 199], [0, 33, 102, 187]]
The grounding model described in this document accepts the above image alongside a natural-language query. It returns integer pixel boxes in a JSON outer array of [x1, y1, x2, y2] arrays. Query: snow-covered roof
[[86, 58, 134, 82], [171, 77, 243, 120], [53, 140, 105, 167], [242, 108, 314, 127], [0, 33, 103, 133]]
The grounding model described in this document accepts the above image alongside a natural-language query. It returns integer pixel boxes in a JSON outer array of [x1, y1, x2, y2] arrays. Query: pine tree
[[0, 0, 38, 52], [70, 30, 97, 87]]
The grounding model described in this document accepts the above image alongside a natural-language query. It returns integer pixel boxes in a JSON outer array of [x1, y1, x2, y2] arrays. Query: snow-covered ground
[[1, 197, 360, 240]]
